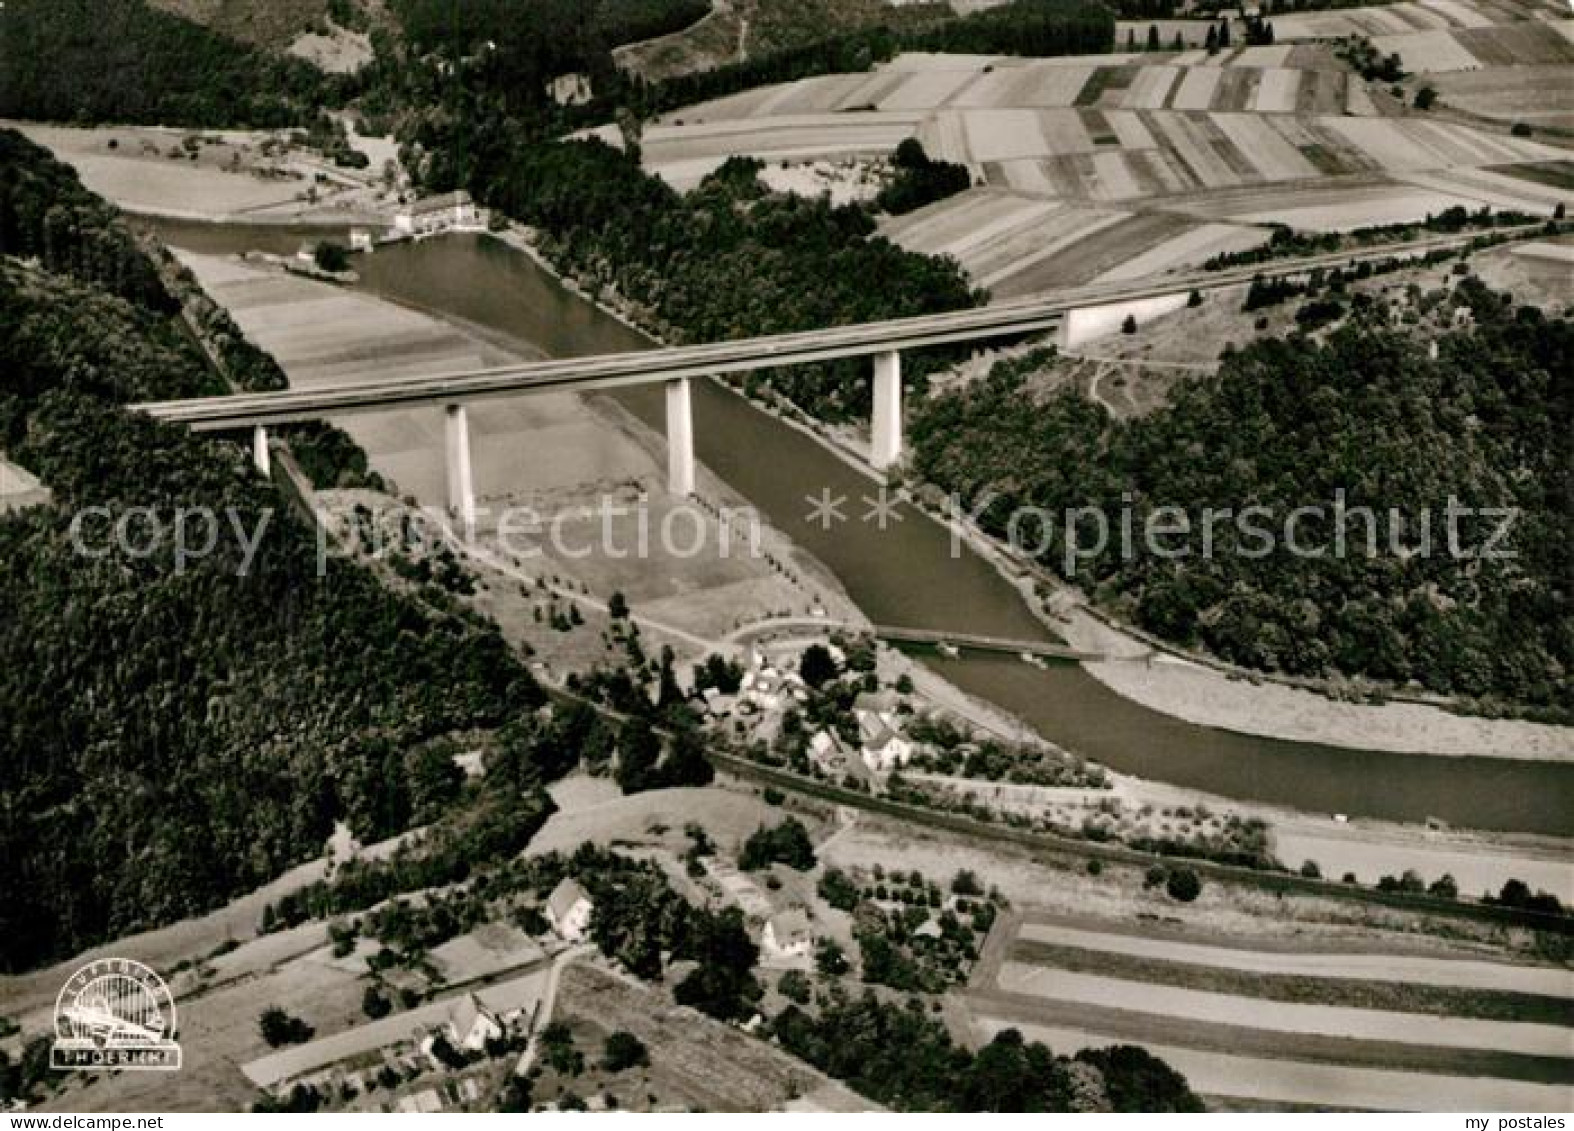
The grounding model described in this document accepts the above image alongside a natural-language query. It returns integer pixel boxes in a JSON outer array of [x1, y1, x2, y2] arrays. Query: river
[[143, 219, 1574, 836]]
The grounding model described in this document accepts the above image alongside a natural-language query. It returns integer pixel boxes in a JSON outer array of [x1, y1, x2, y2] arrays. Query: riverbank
[[911, 486, 1573, 764]]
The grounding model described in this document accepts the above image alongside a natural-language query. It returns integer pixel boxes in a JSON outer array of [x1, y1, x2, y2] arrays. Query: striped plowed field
[[962, 910, 1574, 1111]]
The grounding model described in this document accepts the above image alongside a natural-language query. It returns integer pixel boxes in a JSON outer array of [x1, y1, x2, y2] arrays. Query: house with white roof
[[761, 907, 814, 962]]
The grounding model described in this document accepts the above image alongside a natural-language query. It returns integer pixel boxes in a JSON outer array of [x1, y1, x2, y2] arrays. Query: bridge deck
[[131, 225, 1522, 431], [873, 626, 1113, 662]]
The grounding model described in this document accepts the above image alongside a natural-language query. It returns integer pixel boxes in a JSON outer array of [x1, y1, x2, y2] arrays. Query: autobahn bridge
[[136, 228, 1513, 525]]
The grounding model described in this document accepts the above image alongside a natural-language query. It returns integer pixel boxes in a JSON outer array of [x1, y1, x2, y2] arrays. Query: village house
[[807, 729, 847, 775], [739, 650, 809, 712], [545, 877, 594, 942], [395, 190, 485, 237], [853, 691, 914, 772], [420, 993, 503, 1061], [761, 907, 814, 962]]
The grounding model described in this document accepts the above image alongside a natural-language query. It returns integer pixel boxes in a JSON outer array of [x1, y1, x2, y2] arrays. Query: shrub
[[602, 1031, 649, 1073], [777, 969, 812, 1004], [259, 1007, 314, 1047], [1164, 868, 1201, 902]]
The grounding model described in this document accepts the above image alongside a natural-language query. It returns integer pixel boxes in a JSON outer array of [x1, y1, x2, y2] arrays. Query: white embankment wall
[[1059, 292, 1191, 350]]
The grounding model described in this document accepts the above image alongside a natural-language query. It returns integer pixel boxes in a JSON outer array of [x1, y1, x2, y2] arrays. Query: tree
[[1121, 314, 1138, 334], [362, 984, 392, 1019], [819, 867, 861, 911], [951, 869, 984, 896], [540, 1021, 583, 1076], [1146, 24, 1160, 51], [1427, 873, 1458, 900], [1075, 1045, 1203, 1112], [778, 969, 813, 1004], [1164, 868, 1201, 902], [1205, 24, 1218, 53], [614, 718, 662, 793], [799, 644, 839, 688], [661, 729, 715, 788], [815, 937, 850, 977], [602, 1031, 649, 1072], [739, 819, 817, 871], [259, 1007, 314, 1047], [1414, 85, 1437, 111], [608, 590, 629, 619], [313, 241, 350, 273]]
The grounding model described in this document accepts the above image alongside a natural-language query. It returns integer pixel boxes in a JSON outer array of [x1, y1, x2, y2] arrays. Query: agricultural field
[[1271, 0, 1566, 40], [1430, 65, 1574, 127], [629, 15, 1574, 302], [964, 909, 1574, 1111], [882, 187, 1270, 295]]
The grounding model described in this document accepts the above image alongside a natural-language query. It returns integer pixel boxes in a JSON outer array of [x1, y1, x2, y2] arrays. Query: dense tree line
[[0, 133, 175, 313], [877, 139, 973, 217], [614, 0, 1112, 117], [773, 996, 1201, 1111], [0, 0, 334, 127], [909, 286, 1572, 710], [0, 146, 546, 971]]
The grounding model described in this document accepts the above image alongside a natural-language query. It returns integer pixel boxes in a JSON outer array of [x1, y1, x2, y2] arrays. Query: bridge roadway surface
[[135, 227, 1526, 430]]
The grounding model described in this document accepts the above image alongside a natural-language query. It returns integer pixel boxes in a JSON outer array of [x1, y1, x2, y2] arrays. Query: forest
[[909, 288, 1572, 711], [0, 0, 334, 127], [0, 134, 546, 971], [474, 145, 980, 419]]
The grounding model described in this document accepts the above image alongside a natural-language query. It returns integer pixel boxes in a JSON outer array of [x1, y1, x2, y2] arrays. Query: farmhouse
[[545, 877, 594, 942], [395, 190, 485, 236], [761, 908, 815, 961]]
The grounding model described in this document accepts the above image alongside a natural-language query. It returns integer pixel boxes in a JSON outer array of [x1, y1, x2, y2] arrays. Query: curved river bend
[[148, 221, 1574, 836]]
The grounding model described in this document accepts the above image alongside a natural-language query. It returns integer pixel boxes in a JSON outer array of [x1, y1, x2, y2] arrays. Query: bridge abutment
[[1058, 293, 1190, 350], [871, 350, 903, 471], [666, 377, 695, 497], [444, 403, 476, 532]]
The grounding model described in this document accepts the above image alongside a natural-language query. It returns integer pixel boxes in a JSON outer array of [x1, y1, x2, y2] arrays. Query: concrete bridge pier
[[444, 403, 476, 531], [871, 349, 903, 471], [666, 376, 695, 497], [252, 425, 271, 476]]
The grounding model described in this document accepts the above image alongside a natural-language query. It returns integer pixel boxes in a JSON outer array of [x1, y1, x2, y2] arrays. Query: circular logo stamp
[[51, 958, 181, 1072]]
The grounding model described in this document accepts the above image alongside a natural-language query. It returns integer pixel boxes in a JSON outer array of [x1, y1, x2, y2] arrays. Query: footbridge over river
[[725, 616, 1130, 663], [136, 229, 1518, 525]]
